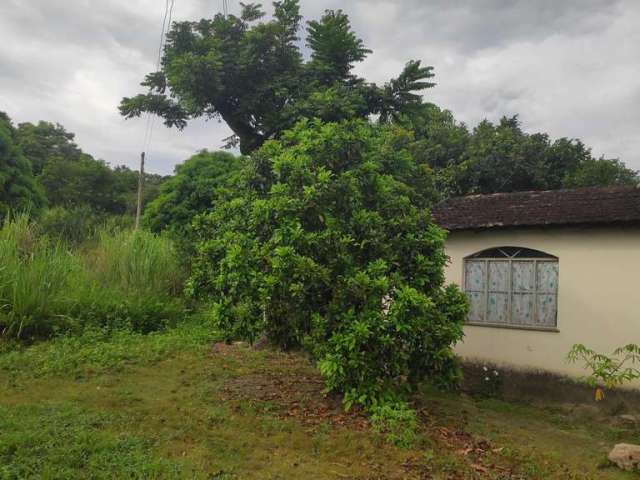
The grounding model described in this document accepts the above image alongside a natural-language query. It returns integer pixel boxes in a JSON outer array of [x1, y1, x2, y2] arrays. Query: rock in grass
[[616, 414, 639, 427], [608, 443, 640, 471]]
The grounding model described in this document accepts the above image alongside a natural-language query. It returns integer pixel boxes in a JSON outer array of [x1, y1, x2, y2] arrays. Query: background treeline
[[2, 103, 637, 237], [142, 104, 639, 247], [404, 105, 638, 196], [0, 111, 166, 233]]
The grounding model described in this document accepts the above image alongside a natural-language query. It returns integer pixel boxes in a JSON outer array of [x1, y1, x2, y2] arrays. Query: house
[[432, 186, 640, 380]]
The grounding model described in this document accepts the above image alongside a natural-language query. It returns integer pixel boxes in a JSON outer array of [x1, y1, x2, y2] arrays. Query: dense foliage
[[0, 112, 46, 219], [188, 119, 468, 406], [405, 107, 639, 196], [120, 0, 636, 201], [120, 0, 434, 154], [563, 158, 639, 188], [144, 150, 244, 250]]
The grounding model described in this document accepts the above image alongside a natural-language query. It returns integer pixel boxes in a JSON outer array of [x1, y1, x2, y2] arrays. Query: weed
[[369, 400, 418, 448]]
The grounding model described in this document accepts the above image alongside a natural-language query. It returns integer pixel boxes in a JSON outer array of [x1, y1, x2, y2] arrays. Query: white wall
[[444, 225, 640, 379]]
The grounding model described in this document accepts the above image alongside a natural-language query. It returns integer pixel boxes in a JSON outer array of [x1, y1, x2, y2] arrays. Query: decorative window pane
[[511, 293, 534, 325], [463, 247, 558, 329], [489, 261, 509, 291], [512, 261, 534, 292], [466, 291, 485, 322], [465, 261, 485, 292], [537, 262, 558, 293], [488, 292, 509, 323], [536, 294, 557, 327]]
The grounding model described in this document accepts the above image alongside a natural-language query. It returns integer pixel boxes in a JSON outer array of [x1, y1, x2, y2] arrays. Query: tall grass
[[0, 216, 80, 337], [86, 229, 184, 297], [0, 215, 187, 340]]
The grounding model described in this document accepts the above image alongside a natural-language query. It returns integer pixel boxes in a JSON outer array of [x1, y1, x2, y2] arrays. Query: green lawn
[[0, 325, 637, 479]]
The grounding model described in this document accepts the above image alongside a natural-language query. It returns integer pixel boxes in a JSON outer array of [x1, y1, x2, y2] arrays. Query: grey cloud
[[0, 0, 638, 174]]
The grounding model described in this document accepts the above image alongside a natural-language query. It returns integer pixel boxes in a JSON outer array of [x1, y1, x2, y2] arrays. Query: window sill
[[465, 322, 559, 333]]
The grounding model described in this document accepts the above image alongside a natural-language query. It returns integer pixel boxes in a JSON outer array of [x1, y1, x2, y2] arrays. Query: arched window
[[463, 247, 558, 330]]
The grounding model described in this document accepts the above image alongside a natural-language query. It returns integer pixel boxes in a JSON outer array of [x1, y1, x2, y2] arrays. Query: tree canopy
[[39, 157, 128, 214], [0, 112, 46, 219], [12, 119, 165, 215], [403, 108, 638, 196], [120, 0, 434, 154], [144, 150, 244, 243], [16, 121, 84, 175], [119, 0, 637, 198], [563, 157, 638, 188]]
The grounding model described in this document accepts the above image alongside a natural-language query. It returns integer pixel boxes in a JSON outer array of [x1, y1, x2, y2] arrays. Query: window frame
[[462, 247, 559, 332]]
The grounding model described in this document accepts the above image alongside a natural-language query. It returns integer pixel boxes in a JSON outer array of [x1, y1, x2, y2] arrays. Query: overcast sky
[[1, 0, 638, 175]]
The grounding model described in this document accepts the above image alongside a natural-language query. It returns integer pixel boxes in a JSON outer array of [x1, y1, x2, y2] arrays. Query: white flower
[[493, 370, 499, 376], [482, 366, 488, 372], [484, 377, 490, 381]]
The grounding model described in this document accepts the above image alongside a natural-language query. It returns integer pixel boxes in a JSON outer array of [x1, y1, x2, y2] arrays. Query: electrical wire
[[142, 0, 173, 156], [146, 0, 176, 155]]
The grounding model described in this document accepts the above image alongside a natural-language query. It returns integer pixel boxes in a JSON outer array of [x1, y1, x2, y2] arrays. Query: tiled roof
[[432, 186, 640, 231]]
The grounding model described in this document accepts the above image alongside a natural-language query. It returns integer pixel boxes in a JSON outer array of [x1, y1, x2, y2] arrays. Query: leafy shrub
[[189, 119, 468, 407], [568, 343, 640, 401], [65, 297, 186, 335], [40, 206, 136, 246], [316, 284, 466, 407]]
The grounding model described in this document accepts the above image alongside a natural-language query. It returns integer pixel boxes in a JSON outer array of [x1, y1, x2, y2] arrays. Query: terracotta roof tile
[[432, 186, 640, 231]]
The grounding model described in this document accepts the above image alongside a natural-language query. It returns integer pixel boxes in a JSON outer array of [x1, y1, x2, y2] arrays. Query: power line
[[146, 0, 176, 155], [136, 0, 174, 229], [155, 0, 170, 70], [142, 0, 171, 155], [167, 0, 176, 33]]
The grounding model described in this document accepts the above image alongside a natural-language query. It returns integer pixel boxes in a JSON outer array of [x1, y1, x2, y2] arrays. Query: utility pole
[[135, 151, 145, 230]]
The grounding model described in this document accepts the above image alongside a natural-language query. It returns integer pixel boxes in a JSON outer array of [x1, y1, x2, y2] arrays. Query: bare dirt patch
[[213, 342, 369, 431]]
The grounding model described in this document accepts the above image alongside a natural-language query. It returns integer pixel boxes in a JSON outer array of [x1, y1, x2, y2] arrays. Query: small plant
[[369, 400, 418, 448], [568, 343, 640, 401], [477, 365, 502, 398]]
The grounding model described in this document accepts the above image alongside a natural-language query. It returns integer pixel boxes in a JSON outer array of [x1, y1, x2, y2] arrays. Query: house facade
[[433, 186, 640, 379]]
